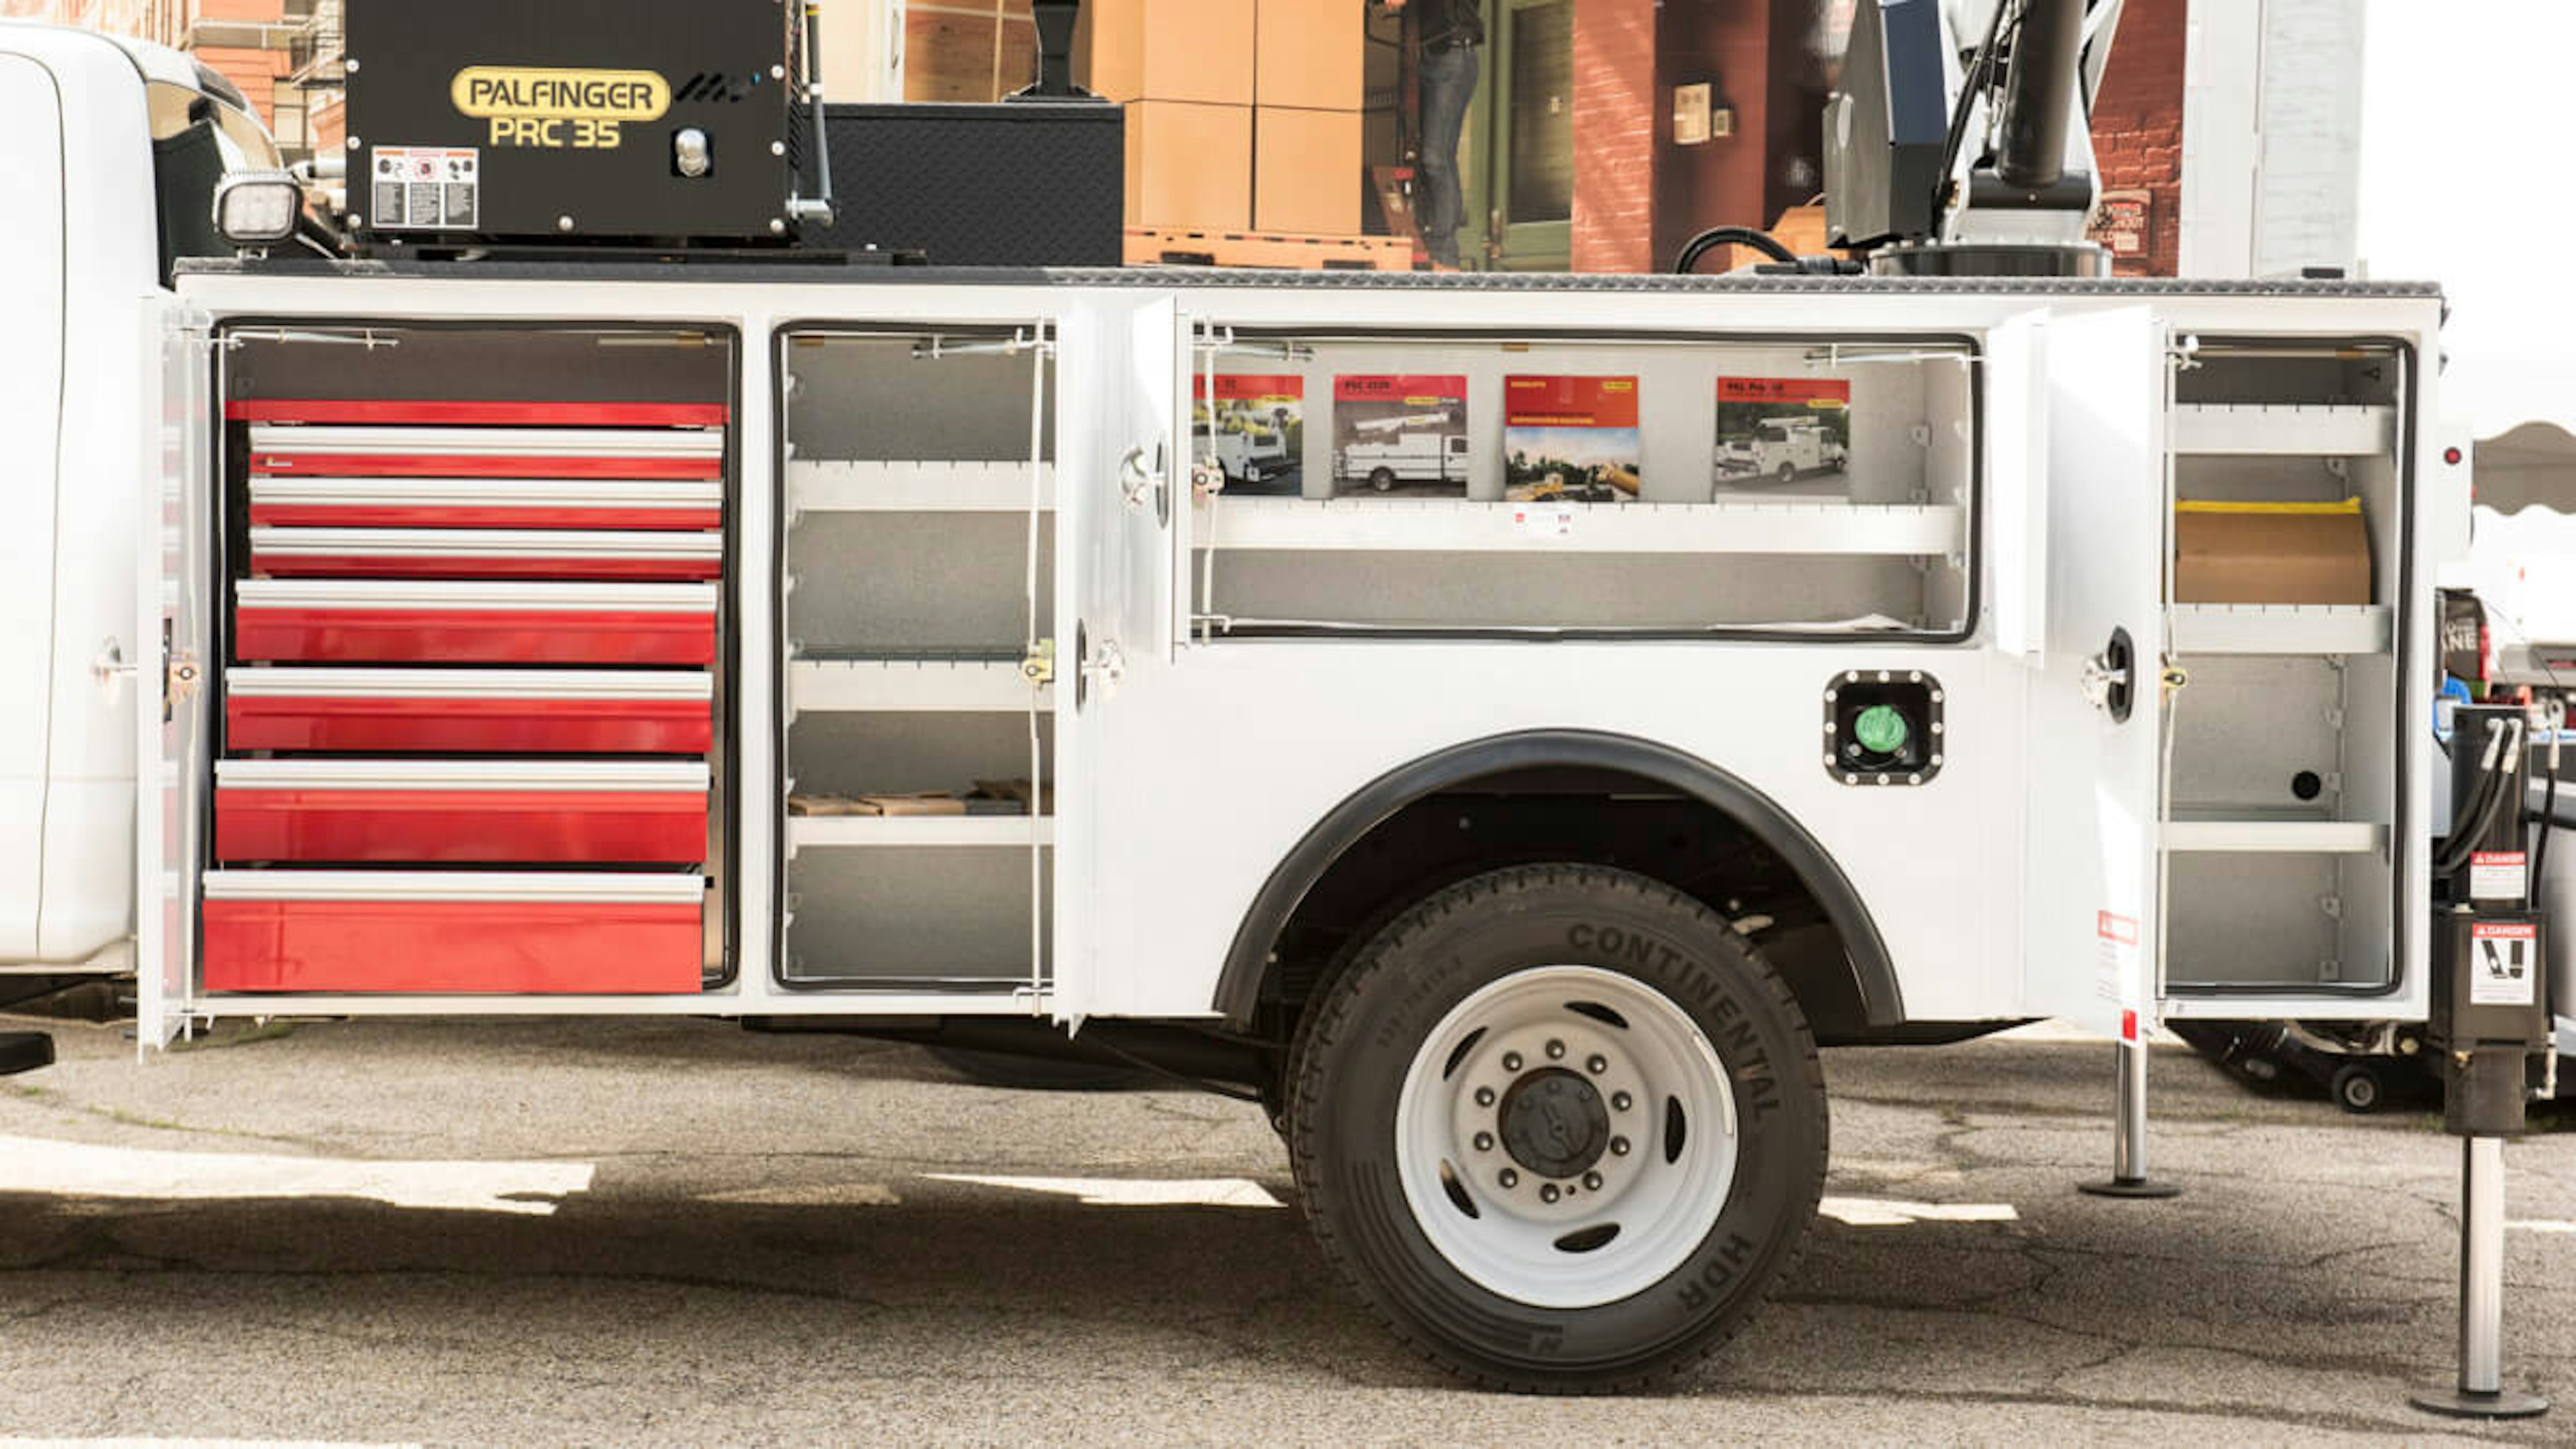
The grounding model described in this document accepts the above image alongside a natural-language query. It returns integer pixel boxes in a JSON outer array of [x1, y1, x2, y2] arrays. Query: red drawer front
[[203, 898, 703, 993], [250, 551, 723, 583], [228, 399, 729, 427], [252, 452, 719, 481], [215, 788, 709, 863], [234, 606, 716, 665], [226, 695, 714, 754], [249, 501, 723, 530]]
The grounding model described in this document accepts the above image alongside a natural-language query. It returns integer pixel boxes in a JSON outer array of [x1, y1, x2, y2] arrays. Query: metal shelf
[[2169, 602, 2392, 655], [789, 460, 1055, 513], [2171, 403, 2394, 457], [2161, 815, 2387, 853], [788, 815, 1054, 849], [790, 654, 1051, 712], [1195, 497, 1965, 556]]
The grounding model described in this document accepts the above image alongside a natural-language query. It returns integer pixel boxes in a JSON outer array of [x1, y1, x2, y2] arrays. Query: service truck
[[1336, 412, 1470, 491], [1716, 415, 1849, 486], [0, 0, 2556, 1399]]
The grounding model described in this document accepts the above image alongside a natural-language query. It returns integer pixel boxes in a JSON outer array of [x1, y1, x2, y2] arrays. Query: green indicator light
[[1852, 704, 1910, 755]]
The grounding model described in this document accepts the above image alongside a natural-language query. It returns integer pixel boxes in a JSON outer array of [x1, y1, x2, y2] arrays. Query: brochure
[[1193, 373, 1304, 494], [1331, 374, 1470, 496], [1714, 376, 1851, 493], [1503, 374, 1641, 502]]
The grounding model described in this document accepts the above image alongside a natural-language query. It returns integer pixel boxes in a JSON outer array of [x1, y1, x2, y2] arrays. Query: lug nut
[[1546, 1038, 1566, 1060], [1472, 1131, 1494, 1152], [1611, 1091, 1633, 1112], [1501, 1051, 1523, 1071], [1582, 1171, 1603, 1191], [1473, 1086, 1496, 1108], [1499, 1169, 1519, 1189], [1540, 1183, 1560, 1203], [1587, 1055, 1609, 1075], [1609, 1136, 1631, 1157]]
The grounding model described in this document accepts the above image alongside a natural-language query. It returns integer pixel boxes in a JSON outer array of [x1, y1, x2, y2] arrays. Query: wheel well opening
[[1249, 763, 1877, 1050]]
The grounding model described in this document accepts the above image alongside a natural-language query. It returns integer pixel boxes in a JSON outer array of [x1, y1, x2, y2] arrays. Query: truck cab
[[0, 23, 283, 972]]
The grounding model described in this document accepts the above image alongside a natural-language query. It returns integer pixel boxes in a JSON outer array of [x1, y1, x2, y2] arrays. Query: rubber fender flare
[[1210, 728, 1907, 1030]]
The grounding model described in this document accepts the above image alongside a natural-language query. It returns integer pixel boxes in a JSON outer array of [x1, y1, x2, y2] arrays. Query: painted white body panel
[[0, 28, 158, 967], [126, 269, 2443, 1037]]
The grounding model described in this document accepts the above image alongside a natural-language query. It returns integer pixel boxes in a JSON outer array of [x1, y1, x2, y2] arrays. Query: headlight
[[213, 170, 303, 245]]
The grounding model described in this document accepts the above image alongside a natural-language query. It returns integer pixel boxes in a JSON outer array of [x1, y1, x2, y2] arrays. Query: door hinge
[[1020, 639, 1057, 686], [166, 649, 203, 706]]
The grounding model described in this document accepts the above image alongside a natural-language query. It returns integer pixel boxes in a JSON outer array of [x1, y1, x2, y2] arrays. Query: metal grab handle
[[91, 638, 134, 689], [2081, 627, 2137, 723]]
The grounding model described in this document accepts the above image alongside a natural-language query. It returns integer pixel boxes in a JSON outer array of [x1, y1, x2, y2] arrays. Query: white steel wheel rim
[[1393, 964, 1741, 1309]]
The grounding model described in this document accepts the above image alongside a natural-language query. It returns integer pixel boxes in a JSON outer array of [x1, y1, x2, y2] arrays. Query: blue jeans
[[1416, 42, 1478, 266]]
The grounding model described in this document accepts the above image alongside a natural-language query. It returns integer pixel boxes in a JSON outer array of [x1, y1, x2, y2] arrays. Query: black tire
[[1775, 462, 1799, 486], [1289, 864, 1826, 1393], [2330, 1063, 2383, 1114], [1369, 466, 1397, 492], [923, 1044, 1150, 1092]]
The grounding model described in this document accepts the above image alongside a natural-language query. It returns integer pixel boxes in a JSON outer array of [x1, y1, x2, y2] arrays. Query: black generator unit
[[343, 0, 816, 247]]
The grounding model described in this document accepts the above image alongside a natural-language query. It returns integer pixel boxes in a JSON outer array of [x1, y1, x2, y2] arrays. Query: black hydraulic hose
[[2532, 735, 2561, 903], [1929, 0, 2016, 231], [1673, 225, 1799, 274]]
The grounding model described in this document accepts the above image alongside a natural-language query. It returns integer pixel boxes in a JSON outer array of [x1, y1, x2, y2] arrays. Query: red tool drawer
[[233, 581, 718, 665], [214, 759, 710, 864], [248, 422, 724, 482], [249, 476, 723, 530], [226, 668, 714, 754], [248, 527, 723, 581], [201, 869, 706, 994]]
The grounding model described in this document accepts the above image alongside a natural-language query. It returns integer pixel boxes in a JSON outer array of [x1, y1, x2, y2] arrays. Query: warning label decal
[[2471, 850, 2527, 902], [2469, 920, 2538, 1007], [370, 147, 480, 231]]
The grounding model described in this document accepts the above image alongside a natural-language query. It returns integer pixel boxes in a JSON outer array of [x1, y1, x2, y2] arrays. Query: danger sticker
[[369, 147, 479, 231], [2095, 910, 2141, 1005], [2469, 920, 2539, 1007], [2471, 850, 2527, 901]]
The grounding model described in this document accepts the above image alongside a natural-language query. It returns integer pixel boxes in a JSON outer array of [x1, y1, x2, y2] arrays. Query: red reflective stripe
[[250, 553, 722, 582], [232, 608, 716, 665], [203, 897, 703, 994], [226, 399, 729, 427], [226, 695, 713, 754], [251, 452, 719, 480], [249, 502, 722, 529], [214, 788, 709, 864]]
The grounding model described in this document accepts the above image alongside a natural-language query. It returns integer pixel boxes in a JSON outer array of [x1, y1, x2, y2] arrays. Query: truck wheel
[[1242, 462, 1263, 485], [1775, 462, 1799, 486], [1289, 865, 1825, 1392], [2329, 1063, 2383, 1114], [1369, 466, 1397, 492]]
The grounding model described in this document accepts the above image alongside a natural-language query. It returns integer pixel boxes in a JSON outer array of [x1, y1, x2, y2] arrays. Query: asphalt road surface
[[1, 1013, 2571, 1445]]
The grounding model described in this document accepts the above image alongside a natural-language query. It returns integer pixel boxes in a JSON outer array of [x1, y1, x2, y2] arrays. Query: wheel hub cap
[[1498, 1069, 1609, 1179]]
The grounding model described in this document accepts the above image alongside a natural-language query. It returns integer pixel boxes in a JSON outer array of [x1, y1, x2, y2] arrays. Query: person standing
[[1383, 0, 1483, 269]]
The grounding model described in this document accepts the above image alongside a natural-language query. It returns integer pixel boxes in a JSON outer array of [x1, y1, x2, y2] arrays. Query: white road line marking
[[0, 1134, 593, 1216], [2509, 1219, 2576, 1234], [925, 1173, 1284, 1209], [1820, 1195, 2019, 1227]]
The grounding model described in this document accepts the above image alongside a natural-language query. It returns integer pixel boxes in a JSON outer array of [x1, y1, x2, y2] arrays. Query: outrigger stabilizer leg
[[2080, 1028, 2179, 1199]]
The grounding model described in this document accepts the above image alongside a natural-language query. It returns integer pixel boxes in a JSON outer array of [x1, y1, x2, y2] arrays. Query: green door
[[1481, 0, 1574, 270]]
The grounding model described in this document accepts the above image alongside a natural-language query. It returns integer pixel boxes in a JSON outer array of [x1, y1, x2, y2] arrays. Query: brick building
[[1, 0, 333, 162]]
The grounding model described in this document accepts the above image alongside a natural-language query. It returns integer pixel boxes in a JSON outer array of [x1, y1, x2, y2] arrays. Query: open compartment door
[[2019, 309, 2171, 1035], [136, 300, 213, 1051], [1052, 297, 1189, 1022]]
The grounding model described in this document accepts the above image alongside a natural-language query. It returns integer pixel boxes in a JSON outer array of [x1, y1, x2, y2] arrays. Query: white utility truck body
[[1337, 415, 1470, 490], [1195, 424, 1289, 486], [3, 14, 2477, 1393], [1718, 416, 1847, 482]]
